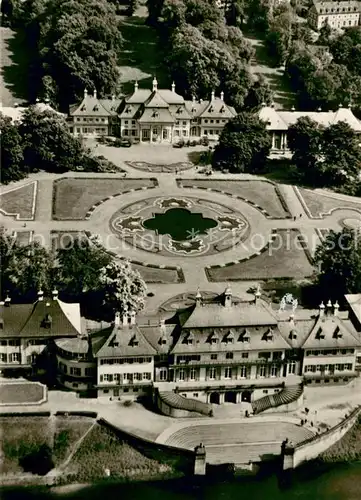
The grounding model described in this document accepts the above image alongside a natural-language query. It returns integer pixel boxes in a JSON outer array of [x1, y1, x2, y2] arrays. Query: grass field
[[52, 178, 157, 220], [67, 423, 174, 482], [53, 416, 94, 465], [207, 229, 315, 281], [0, 382, 45, 405], [299, 189, 361, 218], [0, 182, 36, 219], [179, 179, 289, 218]]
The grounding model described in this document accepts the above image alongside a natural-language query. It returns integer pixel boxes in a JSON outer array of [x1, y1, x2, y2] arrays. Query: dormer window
[[153, 111, 159, 118], [130, 335, 139, 346], [209, 106, 214, 113], [262, 328, 273, 342], [42, 314, 52, 329], [159, 337, 167, 345], [126, 106, 132, 114], [289, 330, 297, 340], [182, 333, 193, 345], [316, 327, 325, 340], [238, 329, 250, 343], [222, 332, 234, 344], [176, 107, 182, 114], [220, 106, 225, 114], [93, 105, 99, 111], [333, 327, 342, 339]]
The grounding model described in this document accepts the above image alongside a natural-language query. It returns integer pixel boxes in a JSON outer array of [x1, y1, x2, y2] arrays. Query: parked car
[[114, 138, 132, 147], [173, 140, 185, 148]]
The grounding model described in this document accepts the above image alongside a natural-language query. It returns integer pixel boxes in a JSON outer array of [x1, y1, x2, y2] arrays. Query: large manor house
[[2, 288, 361, 412], [68, 79, 237, 143]]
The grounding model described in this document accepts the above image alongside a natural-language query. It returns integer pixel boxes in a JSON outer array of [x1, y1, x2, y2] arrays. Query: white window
[[239, 366, 247, 378], [258, 365, 266, 377], [208, 367, 216, 380], [104, 374, 113, 382], [114, 373, 121, 383], [178, 369, 185, 381], [224, 367, 232, 379], [70, 367, 81, 376], [226, 352, 233, 360], [190, 368, 197, 380], [270, 364, 278, 377], [0, 353, 7, 362], [159, 369, 167, 381], [288, 362, 296, 374]]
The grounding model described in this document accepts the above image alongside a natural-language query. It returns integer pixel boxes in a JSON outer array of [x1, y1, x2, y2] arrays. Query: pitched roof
[[345, 294, 361, 325], [259, 106, 288, 130], [185, 100, 210, 117], [302, 314, 361, 349], [169, 104, 192, 120], [55, 330, 108, 355], [95, 323, 157, 358], [118, 102, 142, 119], [144, 91, 170, 108], [0, 304, 33, 337], [99, 98, 122, 115], [71, 94, 111, 117], [125, 89, 152, 104], [140, 324, 177, 354], [171, 324, 291, 354], [182, 300, 278, 329], [197, 98, 237, 119], [313, 1, 361, 14], [137, 108, 175, 123], [19, 298, 81, 338], [158, 89, 185, 105]]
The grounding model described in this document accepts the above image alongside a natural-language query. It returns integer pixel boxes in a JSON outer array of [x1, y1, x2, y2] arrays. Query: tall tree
[[99, 260, 147, 319], [0, 113, 25, 184], [19, 106, 85, 173], [212, 112, 271, 173], [314, 228, 361, 300], [287, 116, 323, 184], [56, 236, 112, 296], [5, 241, 54, 299]]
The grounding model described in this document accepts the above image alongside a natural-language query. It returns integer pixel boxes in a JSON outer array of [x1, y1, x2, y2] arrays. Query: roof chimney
[[93, 89, 97, 99], [130, 310, 136, 325], [195, 288, 202, 306], [319, 301, 325, 317], [38, 289, 44, 302], [192, 95, 196, 103], [84, 89, 88, 97], [45, 96, 50, 104], [152, 76, 158, 92], [317, 106, 322, 111], [211, 90, 215, 102], [334, 301, 339, 317], [4, 295, 11, 307], [254, 284, 261, 305], [52, 289, 58, 300], [291, 105, 295, 111], [220, 91, 224, 101], [36, 98, 40, 103], [171, 81, 175, 93], [134, 81, 138, 92], [114, 311, 121, 327], [326, 299, 332, 315], [122, 313, 128, 326], [14, 103, 18, 108], [224, 285, 232, 308], [112, 94, 115, 102]]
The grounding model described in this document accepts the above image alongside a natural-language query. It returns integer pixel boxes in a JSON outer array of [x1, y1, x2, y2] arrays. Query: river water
[[1, 463, 361, 500]]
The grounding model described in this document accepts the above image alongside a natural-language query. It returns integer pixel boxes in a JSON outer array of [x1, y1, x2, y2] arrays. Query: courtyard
[[2, 145, 361, 311]]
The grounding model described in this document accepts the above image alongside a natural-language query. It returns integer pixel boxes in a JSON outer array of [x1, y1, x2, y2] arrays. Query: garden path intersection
[[1, 157, 361, 311]]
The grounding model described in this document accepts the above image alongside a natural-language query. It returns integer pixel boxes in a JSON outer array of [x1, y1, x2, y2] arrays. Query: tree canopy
[[314, 228, 361, 300], [212, 112, 272, 173], [287, 116, 361, 188], [0, 232, 146, 320]]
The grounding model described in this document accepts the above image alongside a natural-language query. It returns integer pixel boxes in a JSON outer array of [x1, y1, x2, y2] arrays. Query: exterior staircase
[[158, 391, 213, 416], [252, 384, 303, 415]]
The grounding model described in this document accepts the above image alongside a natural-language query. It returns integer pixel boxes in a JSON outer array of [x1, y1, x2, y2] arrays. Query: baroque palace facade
[[68, 79, 237, 143], [2, 288, 361, 406]]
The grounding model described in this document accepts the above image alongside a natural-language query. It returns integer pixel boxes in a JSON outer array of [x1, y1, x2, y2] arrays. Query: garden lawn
[[67, 423, 175, 482], [299, 188, 361, 218], [0, 182, 36, 219], [321, 417, 361, 462], [206, 229, 315, 281], [179, 179, 289, 218], [53, 416, 94, 466], [52, 178, 157, 220], [131, 263, 183, 284], [0, 416, 51, 474], [0, 381, 46, 405]]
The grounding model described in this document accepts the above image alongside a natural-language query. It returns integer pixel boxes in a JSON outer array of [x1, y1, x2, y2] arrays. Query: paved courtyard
[[1, 146, 361, 312]]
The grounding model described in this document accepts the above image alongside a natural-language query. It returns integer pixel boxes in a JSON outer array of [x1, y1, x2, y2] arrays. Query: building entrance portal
[[241, 391, 252, 403], [209, 392, 220, 404], [224, 391, 237, 403]]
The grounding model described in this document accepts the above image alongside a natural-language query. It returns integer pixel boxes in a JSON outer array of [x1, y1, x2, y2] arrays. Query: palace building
[[308, 1, 361, 30], [2, 289, 361, 411], [259, 104, 361, 152], [68, 79, 237, 143]]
